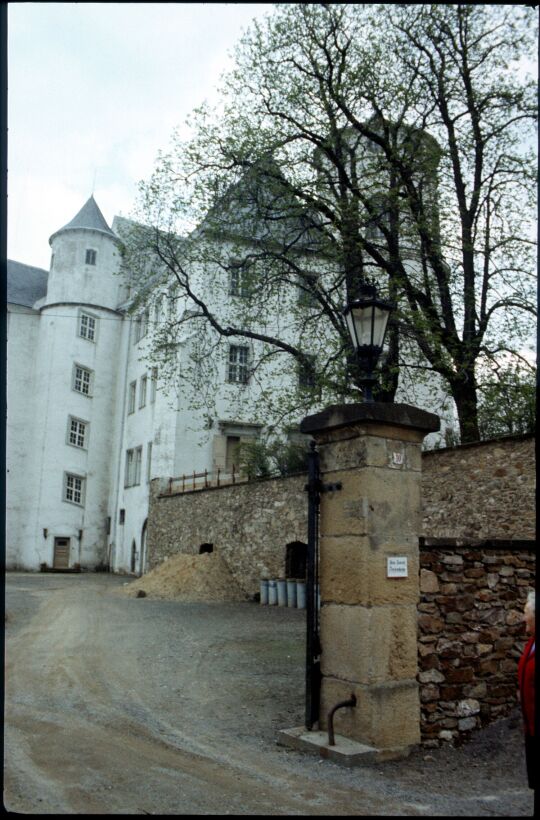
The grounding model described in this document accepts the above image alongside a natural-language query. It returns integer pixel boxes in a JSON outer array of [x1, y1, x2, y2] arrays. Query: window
[[227, 345, 249, 384], [298, 355, 316, 389], [133, 315, 142, 344], [139, 375, 147, 408], [134, 308, 150, 344], [68, 416, 87, 449], [167, 284, 179, 319], [85, 249, 97, 265], [146, 442, 153, 483], [150, 367, 158, 403], [73, 364, 92, 396], [134, 446, 142, 485], [128, 381, 136, 414], [64, 473, 85, 506], [229, 262, 250, 297], [79, 312, 96, 341], [119, 508, 125, 524], [125, 450, 134, 487], [297, 274, 318, 307], [125, 446, 143, 487], [154, 297, 162, 325]]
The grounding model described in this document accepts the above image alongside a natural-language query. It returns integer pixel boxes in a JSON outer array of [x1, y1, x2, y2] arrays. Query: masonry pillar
[[300, 402, 439, 758]]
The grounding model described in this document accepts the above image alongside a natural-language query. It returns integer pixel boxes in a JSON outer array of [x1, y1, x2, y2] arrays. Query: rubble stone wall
[[418, 545, 535, 747], [147, 473, 307, 595], [422, 434, 535, 540]]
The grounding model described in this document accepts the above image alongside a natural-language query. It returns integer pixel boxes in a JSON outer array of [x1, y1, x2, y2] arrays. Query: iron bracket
[[321, 481, 342, 493]]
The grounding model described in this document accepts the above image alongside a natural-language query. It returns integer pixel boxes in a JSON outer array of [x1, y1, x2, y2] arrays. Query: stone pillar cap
[[300, 402, 440, 436]]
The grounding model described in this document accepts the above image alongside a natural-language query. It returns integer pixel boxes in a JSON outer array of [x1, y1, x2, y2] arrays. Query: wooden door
[[53, 537, 70, 569]]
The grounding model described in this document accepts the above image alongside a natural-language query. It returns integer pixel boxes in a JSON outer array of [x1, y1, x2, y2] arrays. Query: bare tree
[[125, 4, 537, 443]]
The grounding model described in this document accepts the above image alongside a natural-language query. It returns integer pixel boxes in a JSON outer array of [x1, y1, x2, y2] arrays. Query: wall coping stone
[[422, 432, 535, 457], [300, 402, 440, 436]]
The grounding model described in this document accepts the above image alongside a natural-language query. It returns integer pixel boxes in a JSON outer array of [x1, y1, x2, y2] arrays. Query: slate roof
[[49, 195, 118, 243], [7, 260, 49, 308]]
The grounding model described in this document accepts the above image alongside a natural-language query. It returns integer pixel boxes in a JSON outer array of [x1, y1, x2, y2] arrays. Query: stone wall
[[147, 474, 307, 595], [422, 434, 535, 540], [147, 434, 536, 746], [149, 436, 536, 595], [418, 545, 535, 747]]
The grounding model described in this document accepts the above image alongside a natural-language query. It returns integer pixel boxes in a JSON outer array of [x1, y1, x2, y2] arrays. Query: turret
[[44, 196, 123, 311]]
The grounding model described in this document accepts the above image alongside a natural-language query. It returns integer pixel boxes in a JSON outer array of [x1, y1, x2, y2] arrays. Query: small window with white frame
[[63, 472, 85, 506], [229, 261, 251, 297], [73, 364, 93, 396], [227, 344, 249, 384], [78, 311, 97, 342], [125, 446, 143, 487], [128, 381, 136, 414], [85, 249, 97, 265], [139, 374, 147, 408], [67, 416, 88, 449], [125, 449, 134, 487]]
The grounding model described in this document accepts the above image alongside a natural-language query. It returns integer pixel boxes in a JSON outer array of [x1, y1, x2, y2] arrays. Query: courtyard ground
[[3, 572, 535, 815]]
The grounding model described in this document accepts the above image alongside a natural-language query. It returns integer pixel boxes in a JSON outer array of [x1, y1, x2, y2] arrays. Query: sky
[[8, 2, 273, 270]]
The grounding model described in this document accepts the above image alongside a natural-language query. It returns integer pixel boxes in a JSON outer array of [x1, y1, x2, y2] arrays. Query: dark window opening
[[119, 508, 125, 524], [285, 541, 307, 579], [131, 540, 137, 572], [85, 249, 97, 265], [199, 543, 214, 554]]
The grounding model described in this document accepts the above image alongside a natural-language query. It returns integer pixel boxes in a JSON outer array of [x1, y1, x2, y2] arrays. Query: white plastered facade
[[6, 197, 457, 573]]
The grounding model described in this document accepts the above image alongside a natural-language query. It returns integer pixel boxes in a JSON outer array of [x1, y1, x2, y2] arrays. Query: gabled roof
[[49, 195, 118, 244], [7, 260, 49, 308]]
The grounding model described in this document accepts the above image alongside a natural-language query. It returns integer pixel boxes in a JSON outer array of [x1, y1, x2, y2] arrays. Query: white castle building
[[7, 195, 456, 575]]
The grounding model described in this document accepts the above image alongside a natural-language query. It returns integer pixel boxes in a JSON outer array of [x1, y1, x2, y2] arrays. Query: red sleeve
[[518, 637, 535, 736]]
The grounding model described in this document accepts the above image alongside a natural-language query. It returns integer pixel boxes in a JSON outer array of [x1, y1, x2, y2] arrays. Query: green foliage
[[125, 4, 537, 444], [478, 364, 536, 440], [237, 440, 272, 480], [237, 438, 310, 479]]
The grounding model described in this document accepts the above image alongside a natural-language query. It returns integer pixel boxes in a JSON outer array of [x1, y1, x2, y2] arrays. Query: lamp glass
[[346, 302, 391, 350]]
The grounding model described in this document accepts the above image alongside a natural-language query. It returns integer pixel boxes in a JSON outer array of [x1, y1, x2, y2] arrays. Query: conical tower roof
[[49, 195, 119, 244]]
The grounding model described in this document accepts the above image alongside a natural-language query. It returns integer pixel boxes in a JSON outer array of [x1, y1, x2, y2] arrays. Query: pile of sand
[[122, 552, 248, 602]]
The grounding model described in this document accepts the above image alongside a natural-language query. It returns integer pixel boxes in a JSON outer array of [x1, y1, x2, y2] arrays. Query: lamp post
[[343, 281, 395, 402]]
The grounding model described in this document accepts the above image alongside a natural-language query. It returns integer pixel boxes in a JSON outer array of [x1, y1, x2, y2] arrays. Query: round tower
[[27, 196, 125, 569]]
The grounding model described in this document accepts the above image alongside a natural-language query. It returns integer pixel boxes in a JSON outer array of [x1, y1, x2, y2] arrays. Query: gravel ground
[[4, 572, 536, 816]]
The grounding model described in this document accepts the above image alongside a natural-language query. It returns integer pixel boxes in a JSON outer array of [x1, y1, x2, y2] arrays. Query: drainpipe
[[327, 694, 357, 746]]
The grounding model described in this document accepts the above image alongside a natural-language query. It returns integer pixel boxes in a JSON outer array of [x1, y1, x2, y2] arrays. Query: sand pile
[[123, 552, 248, 602]]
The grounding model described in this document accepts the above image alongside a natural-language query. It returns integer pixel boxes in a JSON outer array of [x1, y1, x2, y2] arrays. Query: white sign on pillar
[[387, 556, 408, 578]]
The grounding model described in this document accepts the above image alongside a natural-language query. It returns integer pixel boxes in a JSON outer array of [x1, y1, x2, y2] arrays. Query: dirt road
[[4, 573, 535, 815]]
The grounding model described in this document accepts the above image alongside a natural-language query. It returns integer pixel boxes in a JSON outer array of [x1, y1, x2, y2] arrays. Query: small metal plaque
[[387, 556, 408, 578]]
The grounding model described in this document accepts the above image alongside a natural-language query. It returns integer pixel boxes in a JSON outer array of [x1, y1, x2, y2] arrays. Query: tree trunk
[[451, 374, 480, 444]]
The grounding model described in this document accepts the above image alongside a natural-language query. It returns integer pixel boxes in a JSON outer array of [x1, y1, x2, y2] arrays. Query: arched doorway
[[140, 519, 148, 576], [285, 541, 307, 579]]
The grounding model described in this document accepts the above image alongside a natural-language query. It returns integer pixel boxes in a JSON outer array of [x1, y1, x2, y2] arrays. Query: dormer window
[[85, 249, 97, 265]]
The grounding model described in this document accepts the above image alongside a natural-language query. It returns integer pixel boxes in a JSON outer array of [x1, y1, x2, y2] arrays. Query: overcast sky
[[8, 2, 273, 269]]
